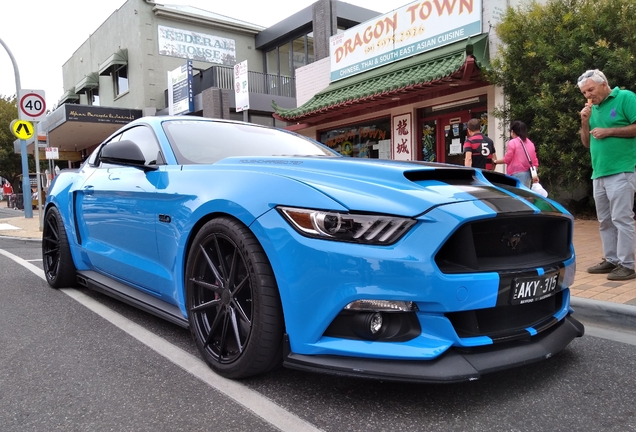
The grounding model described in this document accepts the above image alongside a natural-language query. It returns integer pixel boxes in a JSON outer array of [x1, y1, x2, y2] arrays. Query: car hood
[[214, 156, 556, 217]]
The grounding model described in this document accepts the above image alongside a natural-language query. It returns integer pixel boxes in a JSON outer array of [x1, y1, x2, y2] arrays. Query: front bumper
[[283, 314, 584, 383]]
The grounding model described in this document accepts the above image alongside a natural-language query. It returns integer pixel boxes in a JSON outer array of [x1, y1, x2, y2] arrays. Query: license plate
[[510, 272, 560, 305]]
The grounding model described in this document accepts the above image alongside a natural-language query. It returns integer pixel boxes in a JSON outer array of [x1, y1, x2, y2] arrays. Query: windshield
[[162, 119, 340, 164]]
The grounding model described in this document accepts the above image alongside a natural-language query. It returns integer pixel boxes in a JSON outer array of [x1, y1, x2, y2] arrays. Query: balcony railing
[[209, 65, 296, 98]]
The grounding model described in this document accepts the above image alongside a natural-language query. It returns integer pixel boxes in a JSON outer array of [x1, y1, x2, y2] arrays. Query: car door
[[76, 125, 166, 296]]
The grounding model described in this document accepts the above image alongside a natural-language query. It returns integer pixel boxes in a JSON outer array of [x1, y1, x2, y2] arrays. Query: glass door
[[420, 119, 437, 162], [443, 115, 467, 166], [418, 109, 488, 165]]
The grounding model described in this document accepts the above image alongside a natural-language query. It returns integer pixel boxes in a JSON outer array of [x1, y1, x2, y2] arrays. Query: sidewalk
[[1, 211, 635, 307]]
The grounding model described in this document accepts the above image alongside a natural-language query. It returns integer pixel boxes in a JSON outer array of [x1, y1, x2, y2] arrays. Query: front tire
[[185, 217, 284, 379], [42, 206, 77, 288]]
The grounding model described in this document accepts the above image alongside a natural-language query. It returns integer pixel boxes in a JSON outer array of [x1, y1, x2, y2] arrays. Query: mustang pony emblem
[[501, 231, 527, 250]]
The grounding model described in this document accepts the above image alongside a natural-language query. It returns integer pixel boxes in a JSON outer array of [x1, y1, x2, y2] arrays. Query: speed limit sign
[[18, 89, 46, 121]]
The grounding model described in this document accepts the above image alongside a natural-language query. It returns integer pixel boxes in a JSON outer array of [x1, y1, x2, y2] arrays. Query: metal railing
[[210, 66, 296, 98]]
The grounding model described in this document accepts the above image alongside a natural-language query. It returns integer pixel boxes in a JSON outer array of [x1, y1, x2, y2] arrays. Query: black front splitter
[[283, 315, 584, 384]]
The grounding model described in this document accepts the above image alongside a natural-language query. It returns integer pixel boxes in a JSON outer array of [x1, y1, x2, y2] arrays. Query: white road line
[[0, 248, 322, 432]]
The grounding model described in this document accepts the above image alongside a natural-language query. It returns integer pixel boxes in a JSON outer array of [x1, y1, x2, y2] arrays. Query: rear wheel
[[42, 206, 77, 288], [185, 217, 284, 379]]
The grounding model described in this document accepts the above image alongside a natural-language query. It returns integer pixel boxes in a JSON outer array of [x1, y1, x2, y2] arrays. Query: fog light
[[369, 312, 383, 335], [351, 312, 387, 339]]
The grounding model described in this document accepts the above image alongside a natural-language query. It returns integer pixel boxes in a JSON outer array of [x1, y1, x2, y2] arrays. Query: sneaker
[[607, 265, 636, 281], [587, 259, 617, 274]]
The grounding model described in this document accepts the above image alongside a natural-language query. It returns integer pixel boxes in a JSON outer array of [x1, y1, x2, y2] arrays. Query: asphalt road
[[1, 236, 636, 432]]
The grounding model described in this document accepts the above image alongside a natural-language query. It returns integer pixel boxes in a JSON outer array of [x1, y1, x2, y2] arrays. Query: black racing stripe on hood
[[497, 185, 563, 214], [404, 168, 562, 214], [430, 179, 538, 213], [479, 197, 536, 214]]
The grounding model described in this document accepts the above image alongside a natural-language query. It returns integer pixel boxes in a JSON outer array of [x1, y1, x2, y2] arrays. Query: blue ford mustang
[[42, 116, 584, 383]]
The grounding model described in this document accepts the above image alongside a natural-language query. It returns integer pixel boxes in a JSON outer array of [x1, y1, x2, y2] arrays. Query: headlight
[[277, 206, 416, 245]]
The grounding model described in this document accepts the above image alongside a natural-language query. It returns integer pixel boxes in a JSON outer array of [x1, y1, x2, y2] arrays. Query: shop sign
[[158, 25, 236, 65], [65, 105, 142, 124], [392, 113, 412, 161], [234, 60, 250, 112], [329, 0, 482, 81], [168, 60, 194, 115], [37, 150, 82, 162], [45, 147, 59, 160]]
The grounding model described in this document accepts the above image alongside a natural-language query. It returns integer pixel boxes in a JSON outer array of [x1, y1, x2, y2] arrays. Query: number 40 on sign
[[18, 89, 47, 122]]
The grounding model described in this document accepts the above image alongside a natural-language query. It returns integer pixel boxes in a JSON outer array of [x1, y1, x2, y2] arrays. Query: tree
[[0, 95, 37, 191], [485, 0, 636, 214]]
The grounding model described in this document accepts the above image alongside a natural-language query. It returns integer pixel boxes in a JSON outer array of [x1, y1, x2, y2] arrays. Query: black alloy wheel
[[185, 217, 284, 379], [42, 206, 77, 288]]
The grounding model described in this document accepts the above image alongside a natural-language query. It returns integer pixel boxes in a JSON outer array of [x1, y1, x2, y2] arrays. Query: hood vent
[[404, 168, 517, 188]]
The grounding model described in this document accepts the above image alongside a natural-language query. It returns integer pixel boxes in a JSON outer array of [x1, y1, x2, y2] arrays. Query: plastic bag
[[531, 182, 548, 197], [529, 166, 539, 182]]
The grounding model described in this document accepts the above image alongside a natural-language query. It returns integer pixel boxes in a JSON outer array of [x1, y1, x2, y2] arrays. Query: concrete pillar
[[312, 0, 337, 61], [202, 87, 230, 119]]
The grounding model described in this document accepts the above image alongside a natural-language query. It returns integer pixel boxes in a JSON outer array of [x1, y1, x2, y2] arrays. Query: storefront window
[[292, 35, 306, 72], [279, 43, 291, 77], [319, 118, 391, 159], [307, 32, 314, 64], [266, 49, 278, 76]]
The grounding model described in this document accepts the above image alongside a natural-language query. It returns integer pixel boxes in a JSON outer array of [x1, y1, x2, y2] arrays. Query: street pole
[[0, 36, 33, 218], [34, 124, 42, 229]]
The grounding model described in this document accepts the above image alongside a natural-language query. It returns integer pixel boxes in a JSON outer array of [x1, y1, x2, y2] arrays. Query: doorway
[[417, 109, 488, 165]]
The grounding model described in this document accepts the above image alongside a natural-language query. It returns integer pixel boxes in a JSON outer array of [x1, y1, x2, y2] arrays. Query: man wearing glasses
[[578, 69, 636, 280]]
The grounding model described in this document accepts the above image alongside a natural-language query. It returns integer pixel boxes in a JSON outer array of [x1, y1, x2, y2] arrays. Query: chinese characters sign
[[392, 113, 412, 161]]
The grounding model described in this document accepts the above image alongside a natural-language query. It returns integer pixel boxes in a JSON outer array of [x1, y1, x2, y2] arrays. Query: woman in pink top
[[493, 120, 539, 188]]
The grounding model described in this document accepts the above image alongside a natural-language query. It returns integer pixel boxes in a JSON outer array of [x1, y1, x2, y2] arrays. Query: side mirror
[[99, 140, 157, 171]]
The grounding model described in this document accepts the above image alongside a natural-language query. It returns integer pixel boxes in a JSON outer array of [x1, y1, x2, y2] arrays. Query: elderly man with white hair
[[578, 69, 636, 280]]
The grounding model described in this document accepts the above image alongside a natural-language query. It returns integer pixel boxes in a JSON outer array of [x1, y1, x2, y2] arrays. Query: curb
[[0, 235, 40, 242], [571, 297, 636, 332]]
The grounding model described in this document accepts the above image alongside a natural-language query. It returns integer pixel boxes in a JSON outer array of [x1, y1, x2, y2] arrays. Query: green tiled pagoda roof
[[273, 34, 489, 121]]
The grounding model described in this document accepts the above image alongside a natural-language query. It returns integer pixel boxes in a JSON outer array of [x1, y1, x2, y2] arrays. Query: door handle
[[83, 185, 94, 195]]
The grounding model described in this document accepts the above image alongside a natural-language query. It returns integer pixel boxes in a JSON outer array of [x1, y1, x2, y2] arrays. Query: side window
[[118, 126, 164, 166]]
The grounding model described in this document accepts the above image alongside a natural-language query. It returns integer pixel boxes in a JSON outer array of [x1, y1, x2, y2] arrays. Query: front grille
[[435, 215, 571, 273], [446, 292, 563, 342]]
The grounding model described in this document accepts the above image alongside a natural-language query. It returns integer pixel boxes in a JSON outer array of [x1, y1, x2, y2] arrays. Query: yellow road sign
[[10, 119, 34, 140]]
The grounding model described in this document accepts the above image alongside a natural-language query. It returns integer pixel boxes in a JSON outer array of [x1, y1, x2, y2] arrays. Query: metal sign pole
[[19, 138, 33, 218], [0, 37, 33, 218], [34, 122, 43, 230]]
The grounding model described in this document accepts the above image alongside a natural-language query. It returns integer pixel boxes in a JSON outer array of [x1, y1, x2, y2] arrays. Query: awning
[[75, 72, 99, 94], [99, 48, 128, 76], [58, 88, 80, 104], [273, 34, 490, 124]]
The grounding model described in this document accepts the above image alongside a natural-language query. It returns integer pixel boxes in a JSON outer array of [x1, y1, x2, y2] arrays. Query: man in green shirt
[[579, 69, 636, 280]]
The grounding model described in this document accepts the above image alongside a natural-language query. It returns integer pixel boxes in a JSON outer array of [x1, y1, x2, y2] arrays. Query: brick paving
[[571, 219, 636, 306], [1, 212, 635, 306]]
